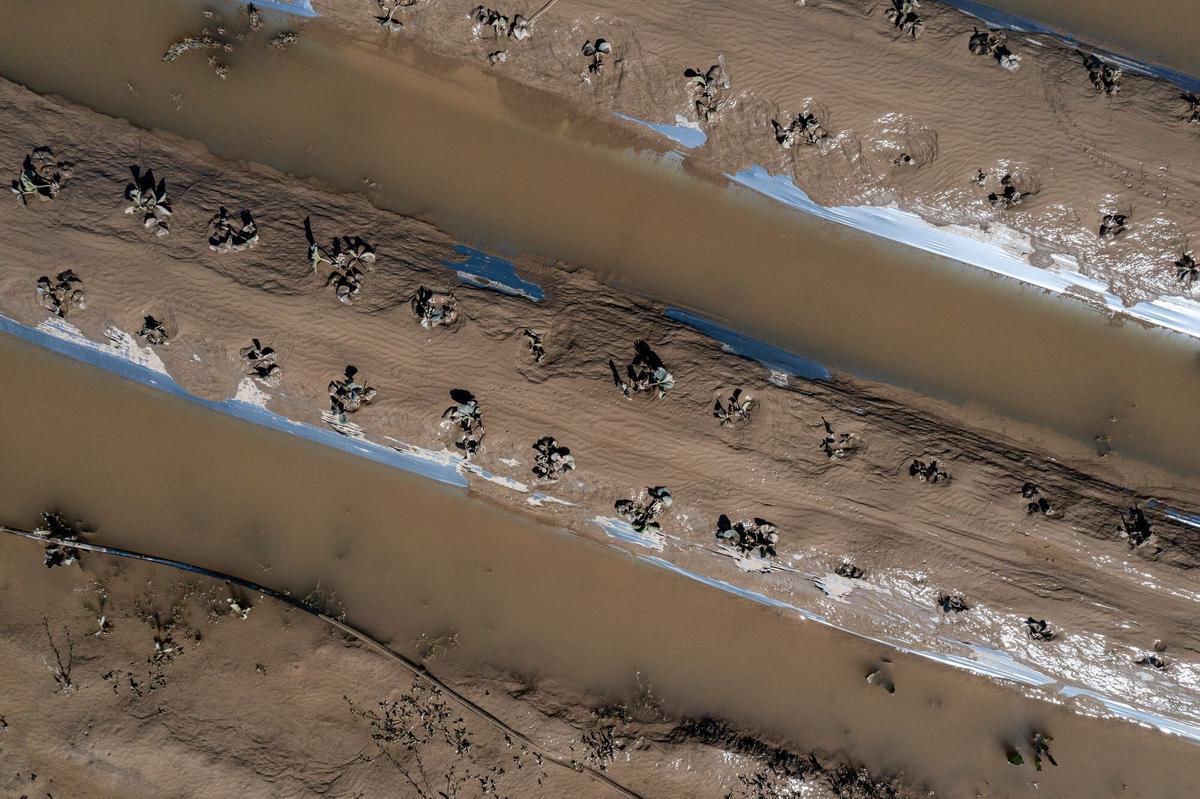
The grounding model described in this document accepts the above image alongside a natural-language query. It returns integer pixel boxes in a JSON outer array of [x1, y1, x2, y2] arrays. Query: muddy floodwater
[[1, 0, 1199, 474], [4, 331, 1200, 796], [972, 0, 1200, 76]]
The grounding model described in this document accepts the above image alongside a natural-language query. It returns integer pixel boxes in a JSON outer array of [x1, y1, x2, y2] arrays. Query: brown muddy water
[[977, 0, 1200, 76], [1, 0, 1199, 476], [3, 332, 1200, 797]]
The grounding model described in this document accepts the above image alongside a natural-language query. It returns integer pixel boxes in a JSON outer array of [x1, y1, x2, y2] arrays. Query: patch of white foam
[[592, 515, 665, 551], [232, 376, 271, 408], [728, 165, 1200, 340], [527, 492, 575, 508], [320, 411, 366, 439], [463, 462, 529, 492]]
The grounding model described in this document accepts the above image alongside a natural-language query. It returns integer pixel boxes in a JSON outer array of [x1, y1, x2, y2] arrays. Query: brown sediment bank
[[4, 332, 1200, 798], [1, 0, 1199, 476]]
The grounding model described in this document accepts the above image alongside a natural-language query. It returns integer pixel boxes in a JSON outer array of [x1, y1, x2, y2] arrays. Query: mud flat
[[4, 332, 1200, 798]]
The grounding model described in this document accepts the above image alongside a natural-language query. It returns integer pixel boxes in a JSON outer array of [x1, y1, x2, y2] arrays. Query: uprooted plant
[[442, 389, 485, 457], [162, 7, 236, 78], [714, 389, 754, 427], [771, 111, 826, 149], [835, 561, 865, 579], [937, 593, 969, 613], [532, 436, 575, 481], [885, 0, 924, 39], [411, 286, 459, 328], [124, 166, 172, 236], [208, 206, 259, 252], [42, 619, 76, 694], [968, 28, 1021, 71], [11, 147, 73, 206], [470, 6, 530, 41], [715, 514, 779, 560], [328, 365, 378, 422], [1099, 212, 1127, 240], [615, 486, 673, 533], [240, 338, 280, 380], [1185, 93, 1200, 124], [1024, 617, 1056, 641], [36, 270, 85, 318], [609, 339, 674, 399], [684, 63, 728, 122], [522, 328, 545, 362], [986, 173, 1032, 209]]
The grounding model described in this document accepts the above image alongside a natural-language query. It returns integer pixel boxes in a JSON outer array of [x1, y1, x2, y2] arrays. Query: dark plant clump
[[684, 63, 727, 122], [835, 562, 865, 580], [771, 111, 826, 149], [714, 389, 754, 427], [138, 315, 169, 346], [411, 286, 458, 328], [36, 270, 85, 318], [1176, 252, 1197, 286], [615, 486, 673, 533], [1099, 212, 1127, 240], [523, 328, 545, 362], [443, 389, 484, 457], [937, 593, 969, 613], [1084, 54, 1121, 94], [240, 338, 280, 380], [208, 207, 258, 252], [1118, 504, 1153, 547], [1025, 617, 1056, 641], [328, 365, 377, 422], [909, 458, 949, 483], [715, 514, 779, 559], [11, 147, 72, 205], [609, 339, 674, 398], [33, 512, 84, 569], [885, 0, 924, 38], [821, 417, 860, 459], [532, 436, 574, 481], [581, 39, 613, 75], [968, 28, 1020, 71], [124, 167, 172, 236]]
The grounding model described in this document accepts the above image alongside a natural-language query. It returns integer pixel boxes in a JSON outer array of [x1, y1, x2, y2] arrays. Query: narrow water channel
[[0, 0, 1198, 477], [2, 331, 1200, 797]]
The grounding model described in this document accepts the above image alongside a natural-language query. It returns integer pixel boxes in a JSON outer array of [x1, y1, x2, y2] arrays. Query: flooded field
[[3, 330, 1200, 797], [1, 0, 1199, 474]]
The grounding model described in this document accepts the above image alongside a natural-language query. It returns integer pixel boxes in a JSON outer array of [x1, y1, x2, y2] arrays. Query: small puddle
[[0, 0, 1198, 478]]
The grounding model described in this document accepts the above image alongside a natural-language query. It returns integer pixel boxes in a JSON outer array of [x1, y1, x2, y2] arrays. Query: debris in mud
[[138, 315, 169, 346], [987, 173, 1032, 209], [247, 3, 263, 31], [1118, 504, 1153, 548], [375, 0, 416, 32], [11, 147, 72, 206], [968, 28, 1021, 72], [835, 561, 865, 579], [1099, 212, 1127, 240], [522, 328, 545, 362], [1024, 617, 1056, 641], [162, 32, 228, 64], [442, 389, 485, 457], [714, 389, 754, 427], [328, 365, 377, 422], [471, 6, 528, 41], [32, 512, 85, 569], [125, 167, 172, 236], [532, 436, 574, 481], [615, 486, 673, 533], [1134, 651, 1170, 670], [771, 111, 827, 148], [609, 339, 674, 399], [208, 207, 259, 252], [240, 338, 280, 380], [1084, 54, 1121, 94], [866, 669, 895, 693], [684, 63, 727, 123], [411, 286, 458, 327], [937, 593, 969, 613], [885, 0, 924, 39], [487, 49, 508, 66], [1030, 732, 1057, 771], [1176, 251, 1197, 286], [305, 216, 376, 303], [269, 31, 299, 49], [908, 458, 949, 483], [821, 417, 861, 459], [581, 39, 612, 75], [715, 514, 779, 559], [36, 270, 85, 318], [225, 596, 252, 620], [1185, 93, 1200, 123]]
